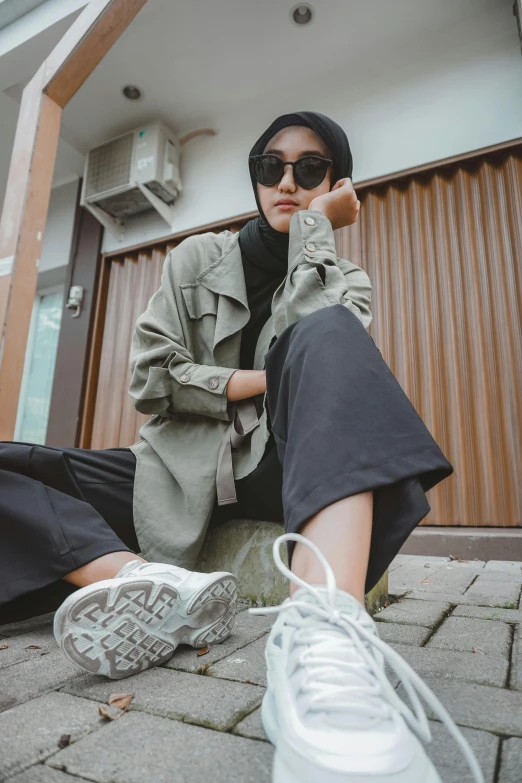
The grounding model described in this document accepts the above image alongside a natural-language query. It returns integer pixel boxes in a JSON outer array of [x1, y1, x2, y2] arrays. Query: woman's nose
[[279, 164, 296, 192]]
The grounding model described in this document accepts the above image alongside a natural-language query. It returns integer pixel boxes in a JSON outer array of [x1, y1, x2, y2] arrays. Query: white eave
[[0, 0, 88, 59]]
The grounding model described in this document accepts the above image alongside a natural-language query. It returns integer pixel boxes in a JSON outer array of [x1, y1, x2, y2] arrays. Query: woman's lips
[[276, 203, 298, 211]]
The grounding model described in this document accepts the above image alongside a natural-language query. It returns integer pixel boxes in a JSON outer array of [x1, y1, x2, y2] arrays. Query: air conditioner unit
[[81, 121, 182, 240]]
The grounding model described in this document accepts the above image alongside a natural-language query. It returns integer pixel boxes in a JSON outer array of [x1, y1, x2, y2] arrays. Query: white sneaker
[[251, 534, 483, 783], [54, 560, 237, 679]]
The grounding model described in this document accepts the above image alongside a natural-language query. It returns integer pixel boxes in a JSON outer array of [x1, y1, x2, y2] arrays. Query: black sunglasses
[[250, 154, 332, 190]]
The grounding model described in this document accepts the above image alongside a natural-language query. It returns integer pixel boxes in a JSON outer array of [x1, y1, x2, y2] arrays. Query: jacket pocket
[[180, 284, 218, 320]]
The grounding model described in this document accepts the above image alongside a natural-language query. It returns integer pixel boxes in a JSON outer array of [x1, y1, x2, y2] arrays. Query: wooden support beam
[[44, 0, 148, 107], [0, 0, 147, 440], [0, 72, 61, 438]]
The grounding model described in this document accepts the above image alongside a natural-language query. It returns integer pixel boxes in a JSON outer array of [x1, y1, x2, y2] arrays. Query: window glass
[[15, 289, 63, 444]]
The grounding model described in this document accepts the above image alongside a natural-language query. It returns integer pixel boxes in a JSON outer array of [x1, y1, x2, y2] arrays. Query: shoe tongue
[[293, 586, 365, 617], [115, 560, 188, 582], [291, 586, 378, 642], [115, 559, 143, 578], [288, 587, 384, 732]]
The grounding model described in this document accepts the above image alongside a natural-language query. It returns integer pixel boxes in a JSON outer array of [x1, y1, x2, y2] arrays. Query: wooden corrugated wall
[[86, 221, 246, 450], [337, 148, 522, 526], [89, 245, 170, 450], [86, 148, 522, 526]]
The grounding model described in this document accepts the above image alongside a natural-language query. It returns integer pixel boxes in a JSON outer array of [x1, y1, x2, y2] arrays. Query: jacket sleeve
[[129, 239, 236, 422], [271, 209, 372, 337]]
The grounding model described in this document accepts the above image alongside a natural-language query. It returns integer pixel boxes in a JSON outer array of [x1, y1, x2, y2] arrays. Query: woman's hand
[[226, 370, 266, 401], [308, 178, 360, 230]]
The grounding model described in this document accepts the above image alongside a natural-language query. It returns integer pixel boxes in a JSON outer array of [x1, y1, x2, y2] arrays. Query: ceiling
[[59, 0, 509, 149], [0, 0, 515, 200]]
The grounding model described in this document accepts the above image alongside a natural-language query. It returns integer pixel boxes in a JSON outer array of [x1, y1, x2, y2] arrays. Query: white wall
[[102, 5, 522, 253], [39, 179, 78, 275], [0, 92, 19, 213], [0, 169, 78, 286]]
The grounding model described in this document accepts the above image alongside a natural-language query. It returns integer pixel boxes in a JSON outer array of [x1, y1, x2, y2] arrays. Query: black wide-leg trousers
[[0, 305, 452, 624]]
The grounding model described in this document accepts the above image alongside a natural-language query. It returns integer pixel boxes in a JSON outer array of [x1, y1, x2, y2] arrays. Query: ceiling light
[[122, 85, 142, 101], [291, 4, 313, 25]]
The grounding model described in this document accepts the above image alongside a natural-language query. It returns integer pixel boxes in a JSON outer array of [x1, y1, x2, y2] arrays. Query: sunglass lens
[[254, 156, 283, 187], [295, 157, 329, 189]]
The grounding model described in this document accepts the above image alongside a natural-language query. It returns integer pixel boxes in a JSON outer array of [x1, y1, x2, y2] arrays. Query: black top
[[238, 110, 354, 369], [238, 225, 287, 370], [239, 269, 282, 370]]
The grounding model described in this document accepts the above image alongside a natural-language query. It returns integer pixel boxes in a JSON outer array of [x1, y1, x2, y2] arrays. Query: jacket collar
[[197, 232, 250, 352]]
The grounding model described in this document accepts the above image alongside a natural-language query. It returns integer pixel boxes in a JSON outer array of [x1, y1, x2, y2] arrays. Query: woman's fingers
[[309, 178, 360, 228], [332, 177, 352, 191]]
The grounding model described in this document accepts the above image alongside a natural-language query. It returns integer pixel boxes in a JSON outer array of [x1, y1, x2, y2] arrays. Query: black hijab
[[238, 111, 353, 369]]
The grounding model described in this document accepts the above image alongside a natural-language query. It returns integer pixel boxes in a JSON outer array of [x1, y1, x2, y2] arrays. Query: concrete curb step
[[196, 519, 388, 614], [402, 527, 522, 561]]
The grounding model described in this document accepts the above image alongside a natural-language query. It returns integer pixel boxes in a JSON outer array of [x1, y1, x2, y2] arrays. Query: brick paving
[[1, 555, 521, 782]]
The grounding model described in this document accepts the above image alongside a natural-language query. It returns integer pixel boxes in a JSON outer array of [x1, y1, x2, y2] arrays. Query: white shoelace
[[250, 533, 484, 783], [274, 613, 391, 729]]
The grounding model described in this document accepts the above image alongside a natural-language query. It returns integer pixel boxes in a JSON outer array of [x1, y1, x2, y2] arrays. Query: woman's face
[[256, 125, 332, 233]]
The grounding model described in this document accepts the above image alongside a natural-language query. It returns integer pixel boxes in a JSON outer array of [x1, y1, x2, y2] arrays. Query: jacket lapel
[[197, 233, 250, 355]]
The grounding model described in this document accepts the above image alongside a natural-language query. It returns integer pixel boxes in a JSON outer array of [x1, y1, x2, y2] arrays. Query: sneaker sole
[[54, 573, 237, 680], [273, 754, 442, 783]]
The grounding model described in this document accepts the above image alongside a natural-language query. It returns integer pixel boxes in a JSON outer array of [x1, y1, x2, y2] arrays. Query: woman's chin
[[267, 213, 292, 233]]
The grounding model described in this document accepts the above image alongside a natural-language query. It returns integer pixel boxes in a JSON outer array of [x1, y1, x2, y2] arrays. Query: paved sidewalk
[[1, 555, 521, 783]]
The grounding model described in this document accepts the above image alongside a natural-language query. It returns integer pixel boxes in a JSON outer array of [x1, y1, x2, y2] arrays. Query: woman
[[0, 112, 482, 783]]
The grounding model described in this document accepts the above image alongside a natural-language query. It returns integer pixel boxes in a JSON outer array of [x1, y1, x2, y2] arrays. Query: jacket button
[[304, 217, 316, 226], [208, 377, 219, 390], [180, 374, 190, 383], [305, 242, 316, 252]]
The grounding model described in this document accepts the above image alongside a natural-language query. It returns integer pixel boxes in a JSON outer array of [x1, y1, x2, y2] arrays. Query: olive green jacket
[[129, 209, 372, 567]]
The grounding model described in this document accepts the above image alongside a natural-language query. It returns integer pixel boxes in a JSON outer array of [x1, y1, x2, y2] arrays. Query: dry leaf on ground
[[0, 644, 8, 650], [200, 663, 212, 674], [98, 706, 121, 721], [58, 734, 71, 749], [108, 693, 133, 711], [472, 647, 485, 655], [25, 645, 41, 650], [197, 645, 210, 657], [99, 693, 134, 720]]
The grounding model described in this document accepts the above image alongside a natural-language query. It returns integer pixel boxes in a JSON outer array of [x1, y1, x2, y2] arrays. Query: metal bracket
[[82, 184, 176, 240], [137, 183, 176, 228], [82, 201, 124, 241]]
